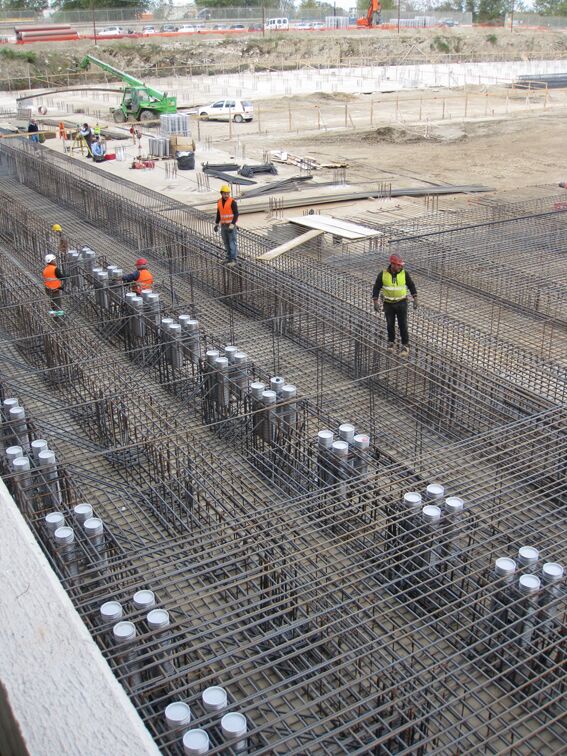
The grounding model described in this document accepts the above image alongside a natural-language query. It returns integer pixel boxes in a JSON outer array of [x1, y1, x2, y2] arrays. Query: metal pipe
[[221, 712, 248, 754], [53, 525, 79, 578], [183, 729, 210, 755], [112, 621, 142, 689], [164, 701, 191, 733]]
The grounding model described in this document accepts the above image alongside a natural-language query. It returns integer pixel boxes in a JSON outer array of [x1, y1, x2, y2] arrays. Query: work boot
[[399, 345, 410, 357], [226, 260, 236, 267], [386, 342, 395, 350]]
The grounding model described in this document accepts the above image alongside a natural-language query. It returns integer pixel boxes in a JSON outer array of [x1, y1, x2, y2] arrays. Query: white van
[[265, 17, 289, 31]]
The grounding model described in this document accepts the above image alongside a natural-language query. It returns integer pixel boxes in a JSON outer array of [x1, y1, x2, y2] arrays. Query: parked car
[[97, 26, 125, 37], [160, 24, 178, 32], [177, 24, 196, 33], [248, 23, 263, 31], [198, 99, 253, 122], [229, 24, 246, 30], [294, 22, 313, 30], [311, 21, 325, 30], [142, 25, 156, 35], [439, 18, 459, 27]]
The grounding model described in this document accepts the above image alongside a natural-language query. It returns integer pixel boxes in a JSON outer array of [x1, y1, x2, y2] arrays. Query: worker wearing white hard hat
[[43, 253, 67, 314], [214, 184, 238, 265]]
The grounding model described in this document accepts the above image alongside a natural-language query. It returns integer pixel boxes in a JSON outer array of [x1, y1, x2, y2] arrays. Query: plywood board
[[257, 229, 324, 261], [288, 214, 382, 240]]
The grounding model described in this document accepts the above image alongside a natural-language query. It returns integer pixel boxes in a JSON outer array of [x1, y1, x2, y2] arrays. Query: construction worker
[[43, 254, 66, 313], [372, 253, 417, 357], [214, 185, 238, 265], [93, 122, 101, 137], [51, 223, 69, 255], [28, 118, 39, 143], [371, 0, 381, 25], [79, 122, 94, 157], [91, 136, 106, 163], [122, 258, 153, 294]]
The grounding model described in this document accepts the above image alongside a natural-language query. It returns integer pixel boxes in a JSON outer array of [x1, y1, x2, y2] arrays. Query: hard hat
[[51, 223, 62, 233], [220, 184, 230, 193], [135, 257, 148, 267], [45, 254, 56, 264], [389, 254, 404, 266]]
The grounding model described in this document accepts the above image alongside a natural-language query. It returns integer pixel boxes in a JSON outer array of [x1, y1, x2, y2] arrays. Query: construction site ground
[[2, 27, 567, 230]]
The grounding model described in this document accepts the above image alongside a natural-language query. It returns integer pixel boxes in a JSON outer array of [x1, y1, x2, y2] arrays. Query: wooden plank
[[256, 229, 324, 261], [288, 214, 382, 239]]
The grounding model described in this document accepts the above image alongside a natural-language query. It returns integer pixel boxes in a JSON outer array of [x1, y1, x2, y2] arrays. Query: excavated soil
[[2, 27, 567, 88]]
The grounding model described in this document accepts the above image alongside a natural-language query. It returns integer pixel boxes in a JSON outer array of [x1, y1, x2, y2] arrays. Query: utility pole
[[397, 0, 401, 34], [91, 0, 98, 45]]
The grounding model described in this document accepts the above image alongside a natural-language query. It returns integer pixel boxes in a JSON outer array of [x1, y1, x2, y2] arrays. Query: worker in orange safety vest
[[43, 253, 66, 313], [122, 258, 154, 294], [214, 184, 238, 265]]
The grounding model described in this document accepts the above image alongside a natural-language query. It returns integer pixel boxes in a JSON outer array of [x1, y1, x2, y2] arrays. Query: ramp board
[[288, 214, 382, 240], [257, 229, 324, 261]]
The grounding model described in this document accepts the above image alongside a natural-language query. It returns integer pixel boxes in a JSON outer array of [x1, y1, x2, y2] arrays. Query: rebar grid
[[0, 172, 561, 447], [0, 138, 565, 754], [3, 376, 566, 754]]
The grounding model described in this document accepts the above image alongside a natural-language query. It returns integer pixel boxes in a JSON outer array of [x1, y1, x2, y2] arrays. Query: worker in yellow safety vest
[[372, 253, 418, 357], [214, 184, 238, 265], [122, 257, 154, 294]]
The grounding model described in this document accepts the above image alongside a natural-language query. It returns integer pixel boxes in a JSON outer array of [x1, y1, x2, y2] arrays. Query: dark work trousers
[[220, 225, 238, 261], [384, 300, 409, 345], [46, 288, 63, 311]]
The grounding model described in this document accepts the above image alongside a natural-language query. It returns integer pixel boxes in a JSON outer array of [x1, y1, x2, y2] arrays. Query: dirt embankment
[[1, 28, 567, 90]]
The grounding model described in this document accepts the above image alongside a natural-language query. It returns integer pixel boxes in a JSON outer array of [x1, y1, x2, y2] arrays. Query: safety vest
[[94, 124, 101, 136], [134, 268, 153, 294], [43, 263, 61, 290], [382, 268, 407, 302], [217, 197, 234, 225]]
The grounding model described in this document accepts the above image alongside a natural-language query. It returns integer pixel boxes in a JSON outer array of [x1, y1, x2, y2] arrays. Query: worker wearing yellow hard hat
[[51, 223, 69, 254], [214, 185, 238, 265]]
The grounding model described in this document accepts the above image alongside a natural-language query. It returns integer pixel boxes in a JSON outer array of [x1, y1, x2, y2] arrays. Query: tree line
[[1, 0, 566, 24]]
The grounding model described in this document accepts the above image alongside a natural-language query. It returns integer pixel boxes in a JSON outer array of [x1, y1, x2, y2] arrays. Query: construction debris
[[202, 162, 241, 173], [238, 163, 278, 178], [201, 169, 256, 185], [240, 175, 313, 199], [270, 150, 348, 169]]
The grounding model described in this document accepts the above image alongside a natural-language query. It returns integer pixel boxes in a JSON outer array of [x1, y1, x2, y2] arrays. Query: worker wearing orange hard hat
[[122, 257, 154, 295], [214, 184, 238, 265], [372, 253, 418, 357]]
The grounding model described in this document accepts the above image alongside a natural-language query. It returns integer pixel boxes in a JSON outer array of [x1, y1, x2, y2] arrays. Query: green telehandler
[[79, 55, 177, 123]]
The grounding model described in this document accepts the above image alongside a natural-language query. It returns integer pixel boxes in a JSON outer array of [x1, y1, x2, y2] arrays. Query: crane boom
[[79, 55, 168, 102], [78, 54, 177, 122]]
